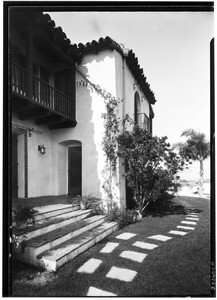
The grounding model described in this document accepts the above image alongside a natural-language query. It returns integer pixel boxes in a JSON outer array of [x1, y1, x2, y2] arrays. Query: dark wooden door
[[12, 134, 18, 198], [68, 146, 82, 196]]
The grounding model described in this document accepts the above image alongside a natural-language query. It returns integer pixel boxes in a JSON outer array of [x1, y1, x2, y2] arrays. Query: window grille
[[143, 113, 150, 132]]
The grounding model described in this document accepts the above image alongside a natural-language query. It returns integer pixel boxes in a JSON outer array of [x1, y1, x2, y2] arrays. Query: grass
[[145, 194, 203, 218], [11, 196, 212, 297]]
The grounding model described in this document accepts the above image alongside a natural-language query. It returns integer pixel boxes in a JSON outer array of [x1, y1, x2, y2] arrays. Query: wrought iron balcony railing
[[135, 112, 150, 132], [11, 63, 75, 120]]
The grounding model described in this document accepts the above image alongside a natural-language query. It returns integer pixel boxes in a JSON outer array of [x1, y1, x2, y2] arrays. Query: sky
[[48, 10, 214, 180]]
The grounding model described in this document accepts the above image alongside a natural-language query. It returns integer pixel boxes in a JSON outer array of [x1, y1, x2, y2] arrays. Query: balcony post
[[26, 29, 33, 100]]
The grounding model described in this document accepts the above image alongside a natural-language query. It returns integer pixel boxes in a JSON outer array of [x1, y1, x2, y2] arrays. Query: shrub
[[12, 234, 27, 253], [105, 201, 138, 228], [117, 209, 139, 229], [71, 194, 104, 213], [13, 205, 38, 228], [117, 126, 184, 216], [105, 201, 120, 222]]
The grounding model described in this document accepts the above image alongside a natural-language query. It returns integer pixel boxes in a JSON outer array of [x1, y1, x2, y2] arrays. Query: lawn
[[11, 196, 212, 297]]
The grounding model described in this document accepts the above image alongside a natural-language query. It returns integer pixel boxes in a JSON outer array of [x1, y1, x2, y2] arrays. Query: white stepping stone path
[[100, 242, 119, 253], [120, 250, 148, 263], [106, 266, 137, 282], [186, 217, 199, 221], [115, 232, 137, 240], [87, 287, 116, 296], [187, 213, 199, 216], [187, 214, 199, 217], [181, 221, 197, 225], [169, 230, 188, 236], [77, 258, 102, 274], [148, 234, 172, 242], [133, 241, 159, 250], [177, 225, 195, 230]]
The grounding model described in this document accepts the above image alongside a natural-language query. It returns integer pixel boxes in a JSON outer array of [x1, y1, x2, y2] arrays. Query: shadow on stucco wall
[[71, 75, 103, 198]]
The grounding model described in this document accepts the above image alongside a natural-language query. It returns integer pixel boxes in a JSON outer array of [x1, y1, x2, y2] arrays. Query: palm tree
[[175, 129, 210, 196]]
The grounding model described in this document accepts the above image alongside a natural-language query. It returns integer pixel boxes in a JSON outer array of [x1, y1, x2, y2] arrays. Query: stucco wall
[[12, 47, 152, 208], [12, 114, 56, 198], [114, 50, 150, 130]]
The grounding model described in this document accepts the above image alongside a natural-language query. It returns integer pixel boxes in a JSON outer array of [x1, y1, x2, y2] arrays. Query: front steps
[[12, 203, 118, 271]]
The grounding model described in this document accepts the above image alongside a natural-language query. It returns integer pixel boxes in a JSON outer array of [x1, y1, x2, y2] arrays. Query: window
[[134, 92, 141, 125]]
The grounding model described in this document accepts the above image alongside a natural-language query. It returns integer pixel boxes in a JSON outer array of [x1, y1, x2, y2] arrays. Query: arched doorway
[[68, 142, 82, 195], [58, 140, 82, 196]]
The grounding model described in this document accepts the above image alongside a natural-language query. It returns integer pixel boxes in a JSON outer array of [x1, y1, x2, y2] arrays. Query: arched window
[[134, 91, 141, 125]]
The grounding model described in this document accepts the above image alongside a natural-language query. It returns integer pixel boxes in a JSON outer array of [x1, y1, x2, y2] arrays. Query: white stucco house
[[10, 10, 156, 209]]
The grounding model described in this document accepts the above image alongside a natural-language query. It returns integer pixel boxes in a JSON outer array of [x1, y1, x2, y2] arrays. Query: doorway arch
[[68, 141, 82, 196], [58, 140, 82, 196]]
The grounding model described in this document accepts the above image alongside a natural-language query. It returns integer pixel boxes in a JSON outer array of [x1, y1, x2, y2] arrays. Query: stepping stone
[[169, 230, 188, 236], [181, 221, 197, 225], [87, 287, 116, 296], [177, 225, 195, 230], [187, 215, 199, 217], [77, 258, 102, 274], [133, 241, 159, 250], [115, 232, 137, 240], [120, 250, 148, 263], [100, 242, 119, 253], [106, 266, 137, 282], [147, 235, 172, 242], [186, 217, 199, 221]]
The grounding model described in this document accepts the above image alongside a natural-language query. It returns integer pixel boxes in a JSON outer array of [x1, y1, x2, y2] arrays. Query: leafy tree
[[117, 126, 183, 217], [175, 129, 210, 196]]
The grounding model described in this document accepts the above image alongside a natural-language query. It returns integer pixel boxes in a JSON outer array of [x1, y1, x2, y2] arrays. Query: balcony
[[135, 112, 151, 133], [11, 63, 76, 129]]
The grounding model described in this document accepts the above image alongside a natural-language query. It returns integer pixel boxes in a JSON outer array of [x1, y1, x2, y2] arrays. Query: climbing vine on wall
[[77, 79, 124, 173], [77, 78, 133, 201]]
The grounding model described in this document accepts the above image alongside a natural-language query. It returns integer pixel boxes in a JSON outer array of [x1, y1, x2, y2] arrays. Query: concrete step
[[13, 209, 92, 241], [12, 204, 80, 226], [34, 204, 80, 222], [14, 215, 106, 267], [38, 221, 118, 271]]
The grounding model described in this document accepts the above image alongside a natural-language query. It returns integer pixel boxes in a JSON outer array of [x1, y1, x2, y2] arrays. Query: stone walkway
[[75, 200, 200, 296]]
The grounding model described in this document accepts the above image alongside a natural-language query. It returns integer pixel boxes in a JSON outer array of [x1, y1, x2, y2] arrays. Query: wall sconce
[[38, 145, 46, 155]]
